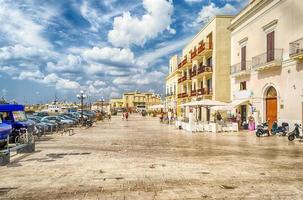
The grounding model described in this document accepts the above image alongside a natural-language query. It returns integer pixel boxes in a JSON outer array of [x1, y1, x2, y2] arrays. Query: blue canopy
[[0, 104, 25, 112]]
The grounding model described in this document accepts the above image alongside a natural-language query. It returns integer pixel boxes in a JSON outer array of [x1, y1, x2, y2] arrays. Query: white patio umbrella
[[182, 99, 228, 122]]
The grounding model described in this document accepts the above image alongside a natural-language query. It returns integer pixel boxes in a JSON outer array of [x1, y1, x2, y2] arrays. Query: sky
[[0, 0, 249, 104]]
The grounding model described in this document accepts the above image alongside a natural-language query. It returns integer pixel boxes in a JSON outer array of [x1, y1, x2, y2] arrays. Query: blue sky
[[0, 0, 248, 104]]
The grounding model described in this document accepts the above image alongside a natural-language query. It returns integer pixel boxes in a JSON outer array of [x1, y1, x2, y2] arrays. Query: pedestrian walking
[[236, 111, 242, 129], [125, 112, 129, 121], [108, 112, 111, 121], [168, 110, 172, 124]]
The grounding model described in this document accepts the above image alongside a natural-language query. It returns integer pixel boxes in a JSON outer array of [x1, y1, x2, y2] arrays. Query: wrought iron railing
[[252, 49, 283, 69], [230, 61, 252, 75], [290, 38, 303, 57]]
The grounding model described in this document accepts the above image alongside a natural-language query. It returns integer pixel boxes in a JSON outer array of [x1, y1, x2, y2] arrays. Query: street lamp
[[99, 97, 104, 112], [77, 90, 86, 123]]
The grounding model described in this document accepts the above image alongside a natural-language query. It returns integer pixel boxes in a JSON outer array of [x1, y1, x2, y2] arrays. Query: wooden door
[[241, 46, 246, 70], [267, 31, 275, 62], [266, 98, 277, 129]]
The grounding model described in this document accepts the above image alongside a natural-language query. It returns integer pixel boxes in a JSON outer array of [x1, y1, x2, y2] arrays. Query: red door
[[267, 31, 275, 62], [266, 98, 277, 129]]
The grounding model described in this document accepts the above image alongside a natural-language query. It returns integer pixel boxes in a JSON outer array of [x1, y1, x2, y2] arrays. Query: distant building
[[111, 92, 161, 111], [229, 0, 303, 129], [110, 98, 123, 108]]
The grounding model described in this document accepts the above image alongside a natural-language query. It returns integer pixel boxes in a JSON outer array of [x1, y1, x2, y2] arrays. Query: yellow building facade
[[172, 16, 232, 119], [111, 92, 161, 111], [122, 92, 161, 111], [165, 55, 181, 115], [110, 98, 123, 108]]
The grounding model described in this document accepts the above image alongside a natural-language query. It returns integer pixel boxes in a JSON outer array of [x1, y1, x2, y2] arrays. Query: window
[[0, 112, 11, 121], [241, 46, 246, 70], [207, 57, 212, 67], [267, 31, 275, 62], [13, 111, 27, 122], [240, 81, 247, 90]]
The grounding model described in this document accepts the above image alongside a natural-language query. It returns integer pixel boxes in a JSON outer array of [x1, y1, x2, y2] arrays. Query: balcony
[[191, 50, 197, 60], [178, 92, 189, 98], [178, 75, 190, 83], [190, 66, 197, 78], [197, 65, 213, 76], [290, 38, 303, 60], [252, 49, 283, 71], [197, 88, 213, 96], [192, 42, 213, 61], [230, 61, 252, 78], [178, 57, 190, 69], [191, 90, 197, 96]]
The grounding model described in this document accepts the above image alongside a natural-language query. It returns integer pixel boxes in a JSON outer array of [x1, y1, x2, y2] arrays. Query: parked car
[[0, 117, 12, 148], [0, 104, 35, 143]]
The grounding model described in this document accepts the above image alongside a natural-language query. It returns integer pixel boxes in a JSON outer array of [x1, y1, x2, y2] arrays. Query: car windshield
[[13, 111, 27, 122], [0, 117, 2, 123]]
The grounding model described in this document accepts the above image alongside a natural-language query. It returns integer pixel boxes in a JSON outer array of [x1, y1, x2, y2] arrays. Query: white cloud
[[0, 2, 51, 49], [46, 54, 83, 73], [108, 0, 174, 47], [196, 3, 237, 24], [83, 47, 135, 64], [0, 45, 56, 60], [140, 35, 192, 64], [42, 73, 80, 90], [184, 0, 203, 4]]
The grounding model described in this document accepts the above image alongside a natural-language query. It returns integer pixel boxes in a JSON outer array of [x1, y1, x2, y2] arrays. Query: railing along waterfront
[[252, 49, 283, 69], [230, 61, 252, 75], [290, 38, 303, 57]]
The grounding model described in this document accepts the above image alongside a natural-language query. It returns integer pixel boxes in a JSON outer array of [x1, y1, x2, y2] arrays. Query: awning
[[211, 99, 250, 111], [182, 99, 228, 107]]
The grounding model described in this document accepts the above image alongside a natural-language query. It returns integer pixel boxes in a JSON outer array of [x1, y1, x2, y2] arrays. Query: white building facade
[[229, 0, 303, 129]]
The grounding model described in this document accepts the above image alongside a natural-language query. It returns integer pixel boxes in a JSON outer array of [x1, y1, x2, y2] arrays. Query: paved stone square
[[1, 114, 303, 199]]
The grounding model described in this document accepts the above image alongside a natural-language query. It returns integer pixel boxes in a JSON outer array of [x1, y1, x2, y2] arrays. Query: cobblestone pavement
[[1, 114, 303, 200]]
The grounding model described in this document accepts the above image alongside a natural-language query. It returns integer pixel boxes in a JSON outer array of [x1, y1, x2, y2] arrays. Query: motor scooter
[[271, 122, 289, 136], [256, 122, 270, 137], [288, 123, 302, 141]]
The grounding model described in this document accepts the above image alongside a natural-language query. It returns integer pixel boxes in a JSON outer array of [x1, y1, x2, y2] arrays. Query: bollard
[[17, 143, 35, 154], [0, 151, 10, 166]]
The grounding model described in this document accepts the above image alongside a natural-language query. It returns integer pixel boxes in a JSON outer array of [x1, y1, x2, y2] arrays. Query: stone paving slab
[[1, 114, 303, 199]]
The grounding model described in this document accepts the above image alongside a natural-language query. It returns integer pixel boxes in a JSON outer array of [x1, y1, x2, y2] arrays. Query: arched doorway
[[265, 86, 278, 129]]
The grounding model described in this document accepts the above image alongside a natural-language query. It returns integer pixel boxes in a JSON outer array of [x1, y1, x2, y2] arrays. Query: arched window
[[266, 86, 277, 98]]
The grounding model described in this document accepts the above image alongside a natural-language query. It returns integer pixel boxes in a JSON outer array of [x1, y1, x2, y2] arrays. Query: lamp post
[[100, 97, 104, 112], [77, 90, 86, 123]]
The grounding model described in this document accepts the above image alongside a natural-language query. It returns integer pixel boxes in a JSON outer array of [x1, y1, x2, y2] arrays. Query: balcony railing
[[252, 49, 283, 69], [191, 90, 197, 96], [178, 57, 188, 69], [165, 93, 175, 97], [178, 76, 188, 83], [197, 65, 213, 75], [197, 42, 212, 54], [178, 93, 188, 98], [290, 38, 303, 58], [197, 88, 213, 95], [191, 50, 197, 59], [230, 61, 252, 75], [190, 67, 197, 78]]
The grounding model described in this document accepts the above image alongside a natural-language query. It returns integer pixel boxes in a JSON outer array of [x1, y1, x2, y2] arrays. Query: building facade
[[110, 98, 123, 108], [121, 92, 161, 111], [165, 55, 180, 115], [176, 16, 232, 119], [229, 0, 303, 129]]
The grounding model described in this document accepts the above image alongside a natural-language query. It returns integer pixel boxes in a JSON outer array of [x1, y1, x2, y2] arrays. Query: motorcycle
[[256, 122, 270, 137], [288, 123, 302, 141], [271, 122, 289, 136], [82, 119, 93, 128]]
